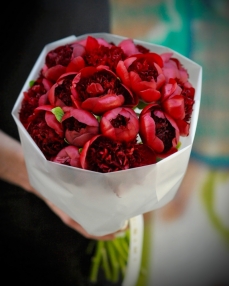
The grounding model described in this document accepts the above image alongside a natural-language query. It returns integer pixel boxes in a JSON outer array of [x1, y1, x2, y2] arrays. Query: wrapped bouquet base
[[12, 33, 202, 236]]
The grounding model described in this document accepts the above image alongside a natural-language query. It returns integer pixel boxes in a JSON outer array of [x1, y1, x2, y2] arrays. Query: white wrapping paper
[[12, 33, 202, 236]]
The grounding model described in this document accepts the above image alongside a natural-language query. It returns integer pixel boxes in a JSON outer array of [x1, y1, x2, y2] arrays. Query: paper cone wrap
[[12, 33, 202, 236]]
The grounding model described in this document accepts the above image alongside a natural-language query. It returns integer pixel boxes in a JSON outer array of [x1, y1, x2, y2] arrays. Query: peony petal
[[162, 95, 185, 120], [52, 145, 81, 168], [45, 111, 63, 137], [139, 88, 161, 103], [134, 52, 164, 68], [81, 93, 125, 115], [65, 128, 99, 147], [118, 38, 139, 57], [175, 119, 190, 136], [80, 135, 100, 169], [66, 56, 85, 72], [43, 65, 66, 82], [86, 82, 104, 96], [85, 36, 99, 52], [160, 52, 173, 63], [62, 108, 99, 126], [162, 82, 175, 100], [116, 60, 131, 88], [71, 42, 86, 57]]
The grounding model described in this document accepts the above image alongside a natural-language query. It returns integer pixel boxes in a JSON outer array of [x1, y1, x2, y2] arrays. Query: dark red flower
[[160, 52, 189, 84], [179, 81, 195, 121], [65, 56, 85, 73], [33, 105, 64, 136], [42, 42, 86, 81], [71, 66, 138, 115], [47, 72, 78, 107], [77, 36, 125, 71], [135, 44, 150, 54], [77, 36, 111, 51], [80, 135, 156, 173], [52, 145, 81, 168], [45, 45, 74, 68], [160, 58, 195, 137], [27, 106, 66, 159], [116, 53, 165, 103], [139, 103, 180, 155], [174, 81, 195, 136], [61, 107, 99, 147], [161, 78, 185, 120], [100, 107, 139, 142], [19, 76, 52, 128]]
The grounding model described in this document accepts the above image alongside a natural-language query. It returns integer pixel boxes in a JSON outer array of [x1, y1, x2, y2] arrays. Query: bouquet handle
[[122, 214, 144, 286]]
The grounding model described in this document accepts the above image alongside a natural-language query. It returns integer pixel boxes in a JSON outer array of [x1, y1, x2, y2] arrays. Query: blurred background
[[110, 0, 229, 285]]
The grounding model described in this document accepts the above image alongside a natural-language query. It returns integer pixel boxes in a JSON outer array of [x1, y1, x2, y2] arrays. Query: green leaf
[[176, 141, 182, 149], [95, 115, 101, 122], [136, 101, 148, 110], [51, 107, 64, 122], [29, 80, 35, 88]]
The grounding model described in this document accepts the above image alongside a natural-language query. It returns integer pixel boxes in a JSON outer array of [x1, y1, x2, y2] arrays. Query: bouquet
[[12, 33, 201, 285]]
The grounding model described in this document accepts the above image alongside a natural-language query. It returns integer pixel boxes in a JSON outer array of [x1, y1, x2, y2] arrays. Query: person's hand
[[29, 176, 128, 241], [30, 186, 126, 240], [44, 197, 126, 240]]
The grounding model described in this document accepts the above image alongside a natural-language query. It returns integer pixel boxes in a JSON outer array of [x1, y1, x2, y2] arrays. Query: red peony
[[161, 78, 185, 120], [80, 135, 156, 173], [100, 107, 139, 142], [61, 107, 99, 147], [139, 103, 179, 155], [116, 53, 165, 103], [160, 53, 196, 136], [47, 72, 78, 108], [160, 52, 189, 84], [71, 65, 137, 115], [42, 42, 86, 81], [19, 76, 52, 127], [52, 145, 81, 168], [27, 105, 66, 159]]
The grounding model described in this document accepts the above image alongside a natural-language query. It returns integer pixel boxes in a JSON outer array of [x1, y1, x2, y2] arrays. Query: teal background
[[111, 0, 229, 168]]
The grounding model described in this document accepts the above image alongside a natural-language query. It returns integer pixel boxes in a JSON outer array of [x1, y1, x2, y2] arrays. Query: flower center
[[110, 114, 130, 128], [128, 59, 158, 81], [76, 71, 129, 102], [45, 45, 73, 68], [55, 75, 75, 106], [84, 45, 124, 71], [151, 110, 175, 153], [63, 117, 87, 132]]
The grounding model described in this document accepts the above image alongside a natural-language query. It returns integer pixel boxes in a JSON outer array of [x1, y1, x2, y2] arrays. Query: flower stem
[[105, 241, 120, 282], [101, 247, 112, 280], [88, 229, 130, 284], [112, 238, 128, 260], [89, 240, 104, 283]]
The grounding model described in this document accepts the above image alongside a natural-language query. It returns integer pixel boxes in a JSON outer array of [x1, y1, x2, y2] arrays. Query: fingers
[[44, 198, 124, 240]]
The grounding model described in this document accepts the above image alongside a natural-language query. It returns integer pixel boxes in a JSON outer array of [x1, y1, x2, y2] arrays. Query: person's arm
[[0, 130, 32, 191], [0, 129, 118, 240]]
